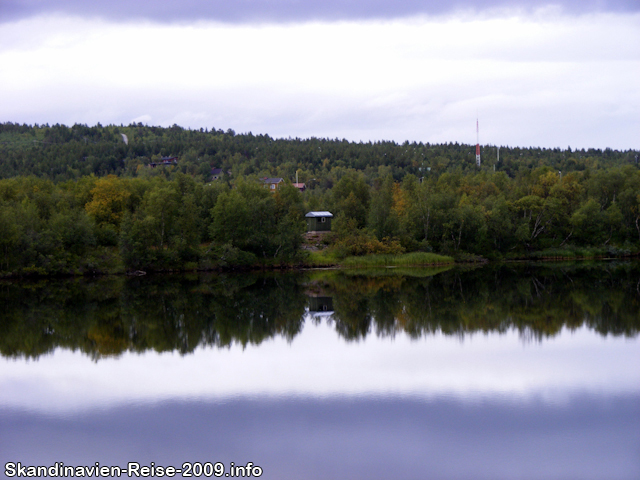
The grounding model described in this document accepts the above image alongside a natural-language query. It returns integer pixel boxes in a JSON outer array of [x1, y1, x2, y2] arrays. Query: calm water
[[1, 263, 639, 479]]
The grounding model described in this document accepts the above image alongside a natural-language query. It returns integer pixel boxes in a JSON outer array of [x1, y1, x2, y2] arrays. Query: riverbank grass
[[338, 252, 453, 267]]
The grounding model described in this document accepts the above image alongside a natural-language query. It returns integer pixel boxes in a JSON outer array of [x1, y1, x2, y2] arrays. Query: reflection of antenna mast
[[476, 118, 481, 166]]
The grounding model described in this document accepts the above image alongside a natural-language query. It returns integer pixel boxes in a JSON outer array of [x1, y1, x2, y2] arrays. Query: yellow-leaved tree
[[85, 175, 131, 229]]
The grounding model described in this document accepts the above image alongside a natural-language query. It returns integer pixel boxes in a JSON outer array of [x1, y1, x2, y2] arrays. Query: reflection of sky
[[2, 322, 639, 479], [2, 395, 639, 479], [1, 322, 638, 413]]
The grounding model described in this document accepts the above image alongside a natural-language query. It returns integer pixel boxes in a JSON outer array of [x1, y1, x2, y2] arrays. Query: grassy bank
[[340, 252, 454, 267], [4, 243, 639, 279], [500, 245, 640, 262], [303, 251, 454, 268]]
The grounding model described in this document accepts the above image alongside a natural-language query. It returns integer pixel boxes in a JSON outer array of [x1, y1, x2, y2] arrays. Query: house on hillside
[[263, 177, 284, 192], [305, 211, 333, 232], [210, 168, 232, 180], [292, 182, 306, 192], [149, 156, 178, 168]]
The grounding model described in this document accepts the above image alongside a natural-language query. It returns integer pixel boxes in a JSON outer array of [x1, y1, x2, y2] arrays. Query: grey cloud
[[2, 0, 638, 24]]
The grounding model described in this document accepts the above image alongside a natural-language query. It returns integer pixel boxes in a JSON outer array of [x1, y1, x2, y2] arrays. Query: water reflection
[[307, 296, 334, 316], [3, 395, 638, 480], [0, 263, 638, 359], [2, 323, 638, 413], [1, 263, 639, 479]]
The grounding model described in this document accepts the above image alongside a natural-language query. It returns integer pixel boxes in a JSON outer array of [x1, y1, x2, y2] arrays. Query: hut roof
[[305, 211, 333, 218]]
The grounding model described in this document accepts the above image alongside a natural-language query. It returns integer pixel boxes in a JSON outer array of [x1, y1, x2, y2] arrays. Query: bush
[[214, 243, 258, 267], [330, 229, 405, 259]]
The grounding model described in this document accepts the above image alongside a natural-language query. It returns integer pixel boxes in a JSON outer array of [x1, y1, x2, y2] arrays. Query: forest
[[0, 122, 639, 276]]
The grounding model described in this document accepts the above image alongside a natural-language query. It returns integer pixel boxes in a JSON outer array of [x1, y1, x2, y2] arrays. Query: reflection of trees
[[325, 276, 406, 340], [0, 263, 638, 359], [0, 273, 308, 360], [323, 263, 640, 341]]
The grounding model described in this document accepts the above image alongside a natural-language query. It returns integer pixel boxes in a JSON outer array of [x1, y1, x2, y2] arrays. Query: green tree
[[368, 175, 398, 240], [570, 199, 605, 245], [330, 173, 370, 228], [0, 206, 21, 271]]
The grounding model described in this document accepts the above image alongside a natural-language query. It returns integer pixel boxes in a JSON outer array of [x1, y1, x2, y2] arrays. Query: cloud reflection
[[0, 324, 638, 413], [1, 394, 638, 479]]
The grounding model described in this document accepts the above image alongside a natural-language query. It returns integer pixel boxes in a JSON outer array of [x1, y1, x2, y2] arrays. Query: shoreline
[[2, 252, 639, 280]]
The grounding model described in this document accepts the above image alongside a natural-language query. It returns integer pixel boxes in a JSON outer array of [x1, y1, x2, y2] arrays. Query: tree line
[[0, 173, 307, 274], [1, 122, 637, 183], [0, 122, 639, 275]]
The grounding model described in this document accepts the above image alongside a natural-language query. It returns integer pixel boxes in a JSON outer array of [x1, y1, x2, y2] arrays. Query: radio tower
[[475, 118, 481, 167]]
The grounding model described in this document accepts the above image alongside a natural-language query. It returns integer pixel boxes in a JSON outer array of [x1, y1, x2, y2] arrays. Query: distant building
[[149, 156, 178, 168], [292, 182, 306, 192], [305, 211, 333, 232], [211, 168, 223, 180], [263, 177, 284, 192], [210, 168, 232, 180]]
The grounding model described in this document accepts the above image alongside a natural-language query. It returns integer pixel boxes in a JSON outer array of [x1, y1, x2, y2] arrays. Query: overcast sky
[[0, 1, 638, 149]]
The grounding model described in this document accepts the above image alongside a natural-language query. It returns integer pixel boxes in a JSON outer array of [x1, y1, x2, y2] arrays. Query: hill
[[0, 122, 639, 276]]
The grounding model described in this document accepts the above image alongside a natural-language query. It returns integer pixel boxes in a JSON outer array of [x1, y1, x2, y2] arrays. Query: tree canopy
[[0, 122, 638, 275]]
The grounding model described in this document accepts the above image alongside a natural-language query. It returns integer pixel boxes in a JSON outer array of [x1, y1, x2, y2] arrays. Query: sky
[[0, 1, 638, 149]]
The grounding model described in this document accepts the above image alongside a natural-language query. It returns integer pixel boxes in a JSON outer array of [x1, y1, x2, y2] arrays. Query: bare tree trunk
[[159, 211, 165, 248], [422, 208, 431, 242], [531, 212, 544, 240], [559, 229, 573, 247]]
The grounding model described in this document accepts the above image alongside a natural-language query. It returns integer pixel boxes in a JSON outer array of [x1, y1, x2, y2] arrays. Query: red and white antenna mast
[[475, 118, 481, 167]]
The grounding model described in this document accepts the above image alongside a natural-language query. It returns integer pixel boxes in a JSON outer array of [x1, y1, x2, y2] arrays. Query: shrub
[[330, 229, 405, 259]]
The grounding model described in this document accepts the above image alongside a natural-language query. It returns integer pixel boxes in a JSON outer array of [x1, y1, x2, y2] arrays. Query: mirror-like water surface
[[1, 263, 639, 479]]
